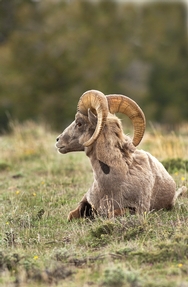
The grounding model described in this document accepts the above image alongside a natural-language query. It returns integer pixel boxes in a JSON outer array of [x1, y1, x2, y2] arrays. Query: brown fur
[[56, 111, 186, 220]]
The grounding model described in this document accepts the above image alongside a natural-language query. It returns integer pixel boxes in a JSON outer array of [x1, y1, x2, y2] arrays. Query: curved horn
[[106, 94, 146, 146], [77, 90, 108, 147]]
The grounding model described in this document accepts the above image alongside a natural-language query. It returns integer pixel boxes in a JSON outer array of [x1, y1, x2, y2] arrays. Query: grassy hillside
[[0, 121, 187, 287]]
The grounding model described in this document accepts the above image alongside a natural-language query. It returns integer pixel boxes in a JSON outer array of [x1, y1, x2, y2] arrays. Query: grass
[[0, 121, 187, 287]]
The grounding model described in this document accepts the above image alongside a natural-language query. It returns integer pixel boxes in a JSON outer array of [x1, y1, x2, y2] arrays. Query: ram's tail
[[172, 186, 187, 205]]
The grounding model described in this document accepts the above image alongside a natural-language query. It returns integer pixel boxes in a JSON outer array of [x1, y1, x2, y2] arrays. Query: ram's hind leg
[[68, 195, 95, 221], [108, 207, 136, 218]]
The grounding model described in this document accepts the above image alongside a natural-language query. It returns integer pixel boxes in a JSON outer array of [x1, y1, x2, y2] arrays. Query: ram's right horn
[[106, 94, 146, 146]]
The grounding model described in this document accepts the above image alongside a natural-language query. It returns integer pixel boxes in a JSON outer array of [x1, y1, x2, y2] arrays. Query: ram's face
[[56, 112, 96, 154]]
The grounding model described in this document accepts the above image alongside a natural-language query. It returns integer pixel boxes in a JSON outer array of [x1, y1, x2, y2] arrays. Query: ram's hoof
[[67, 209, 80, 221], [108, 209, 125, 218]]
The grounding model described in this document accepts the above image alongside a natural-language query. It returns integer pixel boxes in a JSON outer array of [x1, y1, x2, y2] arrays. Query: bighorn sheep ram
[[56, 90, 186, 220]]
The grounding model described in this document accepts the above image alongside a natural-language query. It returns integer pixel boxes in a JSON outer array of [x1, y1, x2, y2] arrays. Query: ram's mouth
[[56, 142, 64, 149], [56, 145, 66, 153], [58, 146, 65, 151]]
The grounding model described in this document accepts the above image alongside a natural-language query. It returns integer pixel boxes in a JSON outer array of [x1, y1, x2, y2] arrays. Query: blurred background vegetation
[[0, 0, 188, 133]]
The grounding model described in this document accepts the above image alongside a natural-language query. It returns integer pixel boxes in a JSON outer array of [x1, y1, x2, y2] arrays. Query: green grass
[[0, 121, 187, 287]]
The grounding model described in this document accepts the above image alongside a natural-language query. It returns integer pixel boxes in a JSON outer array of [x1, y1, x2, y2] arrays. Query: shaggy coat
[[56, 110, 183, 220]]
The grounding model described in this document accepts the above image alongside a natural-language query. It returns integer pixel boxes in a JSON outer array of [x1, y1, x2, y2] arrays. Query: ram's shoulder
[[133, 149, 162, 167]]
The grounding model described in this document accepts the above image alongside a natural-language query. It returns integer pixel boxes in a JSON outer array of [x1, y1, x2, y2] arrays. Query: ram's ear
[[88, 109, 97, 127]]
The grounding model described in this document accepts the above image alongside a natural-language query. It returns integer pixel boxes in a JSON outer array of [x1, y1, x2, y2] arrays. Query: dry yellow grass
[[141, 123, 188, 160]]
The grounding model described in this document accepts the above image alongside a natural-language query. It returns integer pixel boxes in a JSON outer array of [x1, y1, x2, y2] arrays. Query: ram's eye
[[77, 122, 82, 127]]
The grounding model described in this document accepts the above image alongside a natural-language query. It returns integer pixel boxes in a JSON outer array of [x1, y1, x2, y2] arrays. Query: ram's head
[[56, 90, 146, 154]]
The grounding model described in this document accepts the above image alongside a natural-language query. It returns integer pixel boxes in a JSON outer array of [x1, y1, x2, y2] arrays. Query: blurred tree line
[[0, 0, 188, 132]]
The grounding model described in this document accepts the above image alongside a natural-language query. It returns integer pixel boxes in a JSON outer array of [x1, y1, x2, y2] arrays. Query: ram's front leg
[[68, 194, 95, 221]]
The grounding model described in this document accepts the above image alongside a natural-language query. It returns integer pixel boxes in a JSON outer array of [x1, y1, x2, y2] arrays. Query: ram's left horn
[[77, 90, 109, 146]]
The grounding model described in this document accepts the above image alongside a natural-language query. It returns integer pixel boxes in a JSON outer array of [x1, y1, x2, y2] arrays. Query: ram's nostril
[[56, 137, 59, 142]]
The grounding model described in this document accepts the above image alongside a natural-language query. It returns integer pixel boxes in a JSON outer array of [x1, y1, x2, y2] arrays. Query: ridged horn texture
[[77, 90, 109, 147], [106, 94, 146, 146]]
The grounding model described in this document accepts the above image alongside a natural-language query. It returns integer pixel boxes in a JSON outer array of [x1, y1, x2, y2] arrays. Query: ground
[[0, 121, 188, 287]]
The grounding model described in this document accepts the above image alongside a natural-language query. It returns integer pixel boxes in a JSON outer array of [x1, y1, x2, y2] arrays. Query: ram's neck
[[85, 142, 133, 177]]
